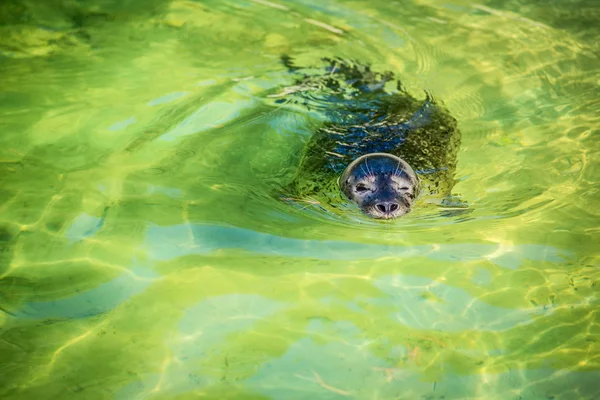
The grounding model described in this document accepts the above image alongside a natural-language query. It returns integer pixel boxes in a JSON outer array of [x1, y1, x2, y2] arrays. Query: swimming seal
[[277, 57, 461, 219]]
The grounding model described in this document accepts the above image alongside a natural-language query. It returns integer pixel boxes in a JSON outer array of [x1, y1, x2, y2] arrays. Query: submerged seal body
[[279, 57, 461, 219]]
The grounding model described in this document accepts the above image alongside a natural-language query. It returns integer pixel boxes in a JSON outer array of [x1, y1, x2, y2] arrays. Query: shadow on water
[[1, 0, 599, 399]]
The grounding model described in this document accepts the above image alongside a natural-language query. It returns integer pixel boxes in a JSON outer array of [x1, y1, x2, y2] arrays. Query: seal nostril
[[376, 202, 400, 213]]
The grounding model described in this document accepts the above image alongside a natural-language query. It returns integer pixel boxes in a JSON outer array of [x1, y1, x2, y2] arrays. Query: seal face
[[339, 153, 419, 219]]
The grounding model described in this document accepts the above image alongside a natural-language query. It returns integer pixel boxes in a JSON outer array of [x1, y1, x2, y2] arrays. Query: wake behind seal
[[275, 56, 462, 219]]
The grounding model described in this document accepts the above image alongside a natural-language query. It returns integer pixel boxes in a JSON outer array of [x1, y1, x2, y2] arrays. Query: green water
[[1, 0, 599, 398]]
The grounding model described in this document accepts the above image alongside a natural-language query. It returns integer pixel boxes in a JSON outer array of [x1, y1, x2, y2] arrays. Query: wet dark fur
[[278, 57, 461, 208]]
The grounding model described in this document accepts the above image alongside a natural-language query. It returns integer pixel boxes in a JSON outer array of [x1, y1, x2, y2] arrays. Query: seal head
[[339, 153, 419, 219]]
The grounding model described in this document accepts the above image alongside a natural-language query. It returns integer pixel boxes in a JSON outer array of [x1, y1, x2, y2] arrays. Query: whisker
[[360, 164, 368, 176]]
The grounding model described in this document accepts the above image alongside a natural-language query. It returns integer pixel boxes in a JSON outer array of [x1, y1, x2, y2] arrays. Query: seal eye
[[400, 186, 410, 191], [355, 184, 369, 193]]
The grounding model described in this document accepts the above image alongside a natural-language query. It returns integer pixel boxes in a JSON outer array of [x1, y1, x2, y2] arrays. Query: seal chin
[[339, 153, 419, 220]]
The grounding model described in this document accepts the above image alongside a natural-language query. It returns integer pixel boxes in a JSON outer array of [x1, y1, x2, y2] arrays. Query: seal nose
[[375, 202, 400, 214]]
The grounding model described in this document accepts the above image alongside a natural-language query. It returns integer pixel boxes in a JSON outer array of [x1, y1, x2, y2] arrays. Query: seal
[[276, 57, 461, 219]]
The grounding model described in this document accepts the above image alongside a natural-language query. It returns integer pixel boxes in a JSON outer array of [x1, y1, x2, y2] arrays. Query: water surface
[[1, 0, 599, 399]]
